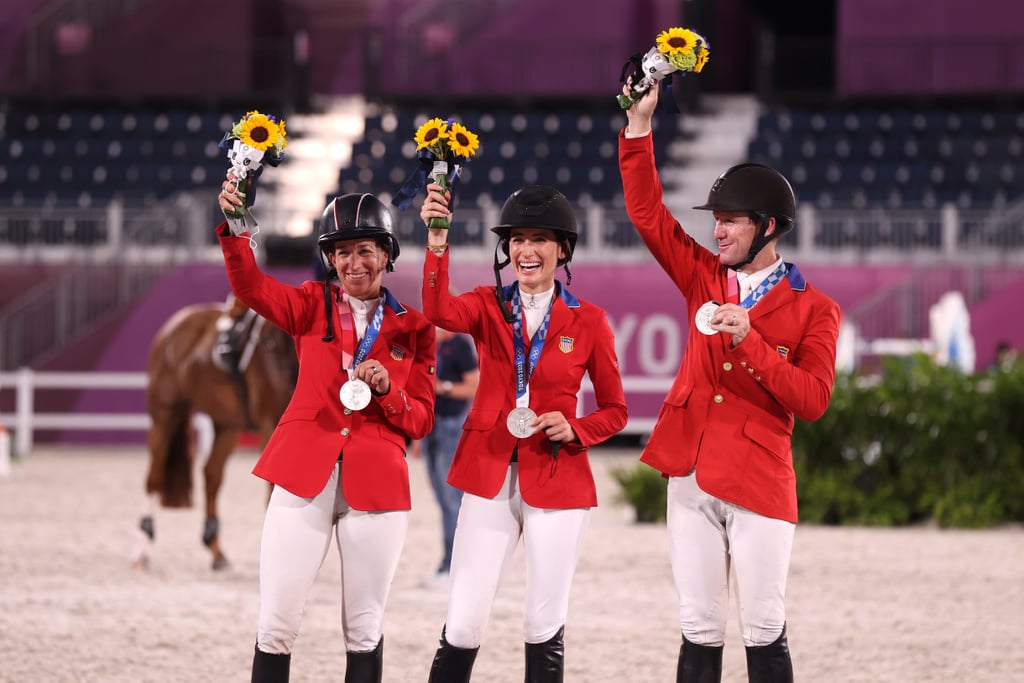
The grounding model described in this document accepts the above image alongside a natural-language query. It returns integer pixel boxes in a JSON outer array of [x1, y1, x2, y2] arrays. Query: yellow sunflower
[[239, 113, 282, 151], [414, 118, 449, 152], [447, 122, 480, 158], [276, 119, 288, 151], [694, 46, 710, 73], [656, 27, 700, 56]]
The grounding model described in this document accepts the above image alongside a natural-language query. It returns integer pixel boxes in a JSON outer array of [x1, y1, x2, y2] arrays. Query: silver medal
[[339, 379, 372, 411], [694, 301, 721, 336], [506, 407, 538, 438]]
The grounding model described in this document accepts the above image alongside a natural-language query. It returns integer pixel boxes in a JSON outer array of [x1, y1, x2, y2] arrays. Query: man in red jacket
[[218, 181, 436, 683], [419, 183, 628, 681], [619, 84, 840, 683]]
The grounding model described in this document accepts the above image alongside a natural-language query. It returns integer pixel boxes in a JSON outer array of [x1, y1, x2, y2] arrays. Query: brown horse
[[133, 301, 297, 570]]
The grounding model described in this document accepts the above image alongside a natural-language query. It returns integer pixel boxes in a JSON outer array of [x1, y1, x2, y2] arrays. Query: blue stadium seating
[[749, 104, 1024, 210], [0, 101, 241, 206], [336, 103, 668, 207]]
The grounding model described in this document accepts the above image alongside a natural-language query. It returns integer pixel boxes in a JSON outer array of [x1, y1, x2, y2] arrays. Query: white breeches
[[667, 473, 794, 647], [444, 464, 590, 648], [256, 463, 408, 654]]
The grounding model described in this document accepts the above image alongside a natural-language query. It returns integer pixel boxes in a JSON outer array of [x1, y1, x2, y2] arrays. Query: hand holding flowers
[[618, 27, 710, 110], [218, 110, 288, 222], [392, 116, 480, 230]]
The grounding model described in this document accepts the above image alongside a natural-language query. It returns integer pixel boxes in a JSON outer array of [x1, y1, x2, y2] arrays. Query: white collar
[[346, 294, 381, 316], [737, 257, 784, 290], [520, 286, 555, 310]]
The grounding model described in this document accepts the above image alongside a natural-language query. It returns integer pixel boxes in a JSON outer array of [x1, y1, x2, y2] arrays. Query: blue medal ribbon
[[511, 284, 554, 401], [351, 298, 385, 370], [739, 262, 789, 309]]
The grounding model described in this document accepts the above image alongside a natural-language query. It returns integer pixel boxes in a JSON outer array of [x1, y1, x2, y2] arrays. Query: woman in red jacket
[[619, 83, 840, 683], [218, 182, 436, 682], [419, 183, 628, 681]]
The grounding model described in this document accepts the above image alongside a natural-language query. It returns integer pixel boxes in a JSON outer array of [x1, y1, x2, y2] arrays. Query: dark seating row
[[335, 105, 671, 204], [757, 109, 1024, 137], [750, 105, 1024, 209], [0, 102, 272, 205]]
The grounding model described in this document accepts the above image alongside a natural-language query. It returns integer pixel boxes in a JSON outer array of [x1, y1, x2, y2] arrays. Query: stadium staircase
[[252, 95, 369, 239], [660, 93, 762, 251]]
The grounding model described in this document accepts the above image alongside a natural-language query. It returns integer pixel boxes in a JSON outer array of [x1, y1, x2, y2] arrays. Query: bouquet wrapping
[[392, 117, 480, 230], [218, 110, 288, 239], [618, 27, 710, 110]]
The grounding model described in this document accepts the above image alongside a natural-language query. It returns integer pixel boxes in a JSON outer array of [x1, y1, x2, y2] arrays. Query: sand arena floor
[[1, 445, 1022, 682]]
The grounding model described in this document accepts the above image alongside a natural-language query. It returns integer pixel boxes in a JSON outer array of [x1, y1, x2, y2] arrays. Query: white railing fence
[[0, 369, 148, 457], [0, 369, 675, 458]]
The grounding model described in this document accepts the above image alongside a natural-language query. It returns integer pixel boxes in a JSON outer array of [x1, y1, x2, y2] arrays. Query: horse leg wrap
[[139, 516, 154, 541], [202, 517, 219, 547]]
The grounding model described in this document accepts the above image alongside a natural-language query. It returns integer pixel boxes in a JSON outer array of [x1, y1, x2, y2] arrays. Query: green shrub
[[610, 463, 668, 523], [612, 356, 1024, 528], [793, 354, 1024, 528]]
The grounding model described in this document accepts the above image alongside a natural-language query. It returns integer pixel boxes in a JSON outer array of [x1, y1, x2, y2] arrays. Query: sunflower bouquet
[[617, 27, 710, 110], [218, 110, 288, 234], [392, 117, 480, 230]]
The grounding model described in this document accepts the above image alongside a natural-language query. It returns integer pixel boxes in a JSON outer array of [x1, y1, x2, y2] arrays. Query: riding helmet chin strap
[[322, 278, 335, 342], [492, 240, 573, 318], [492, 241, 515, 323], [728, 213, 775, 271]]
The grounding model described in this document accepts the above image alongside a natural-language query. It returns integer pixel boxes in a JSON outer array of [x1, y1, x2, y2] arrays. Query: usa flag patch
[[776, 345, 790, 358], [391, 346, 406, 361], [559, 336, 574, 353]]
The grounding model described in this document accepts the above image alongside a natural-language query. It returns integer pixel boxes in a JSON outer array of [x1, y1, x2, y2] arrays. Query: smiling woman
[[417, 182, 628, 680], [216, 182, 436, 681]]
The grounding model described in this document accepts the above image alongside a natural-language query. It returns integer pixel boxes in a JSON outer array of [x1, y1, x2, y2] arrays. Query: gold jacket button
[[713, 394, 724, 404], [340, 427, 350, 436], [723, 362, 733, 371], [343, 408, 353, 416]]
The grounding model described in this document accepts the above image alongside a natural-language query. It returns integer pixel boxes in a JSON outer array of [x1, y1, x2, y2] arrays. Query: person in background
[[413, 319, 480, 589], [991, 340, 1019, 372], [419, 182, 628, 682], [619, 81, 841, 683], [218, 176, 436, 683]]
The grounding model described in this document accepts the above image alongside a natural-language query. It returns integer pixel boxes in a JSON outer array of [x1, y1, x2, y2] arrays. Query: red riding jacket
[[422, 248, 627, 509], [218, 227, 435, 509], [619, 132, 840, 523]]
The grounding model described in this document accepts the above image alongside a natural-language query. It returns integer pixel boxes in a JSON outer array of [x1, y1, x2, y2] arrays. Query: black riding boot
[[345, 636, 384, 683], [745, 624, 794, 683], [676, 635, 724, 683], [524, 626, 564, 683], [251, 644, 290, 683], [428, 627, 479, 683]]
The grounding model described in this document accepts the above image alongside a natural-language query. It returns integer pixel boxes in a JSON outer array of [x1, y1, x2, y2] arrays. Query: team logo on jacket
[[559, 336, 574, 353], [391, 346, 406, 361], [776, 345, 790, 358]]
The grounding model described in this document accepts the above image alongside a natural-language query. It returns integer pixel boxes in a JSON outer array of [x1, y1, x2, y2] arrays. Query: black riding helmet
[[693, 163, 796, 269], [317, 193, 399, 341], [492, 185, 578, 265], [490, 185, 578, 322], [318, 193, 400, 273]]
